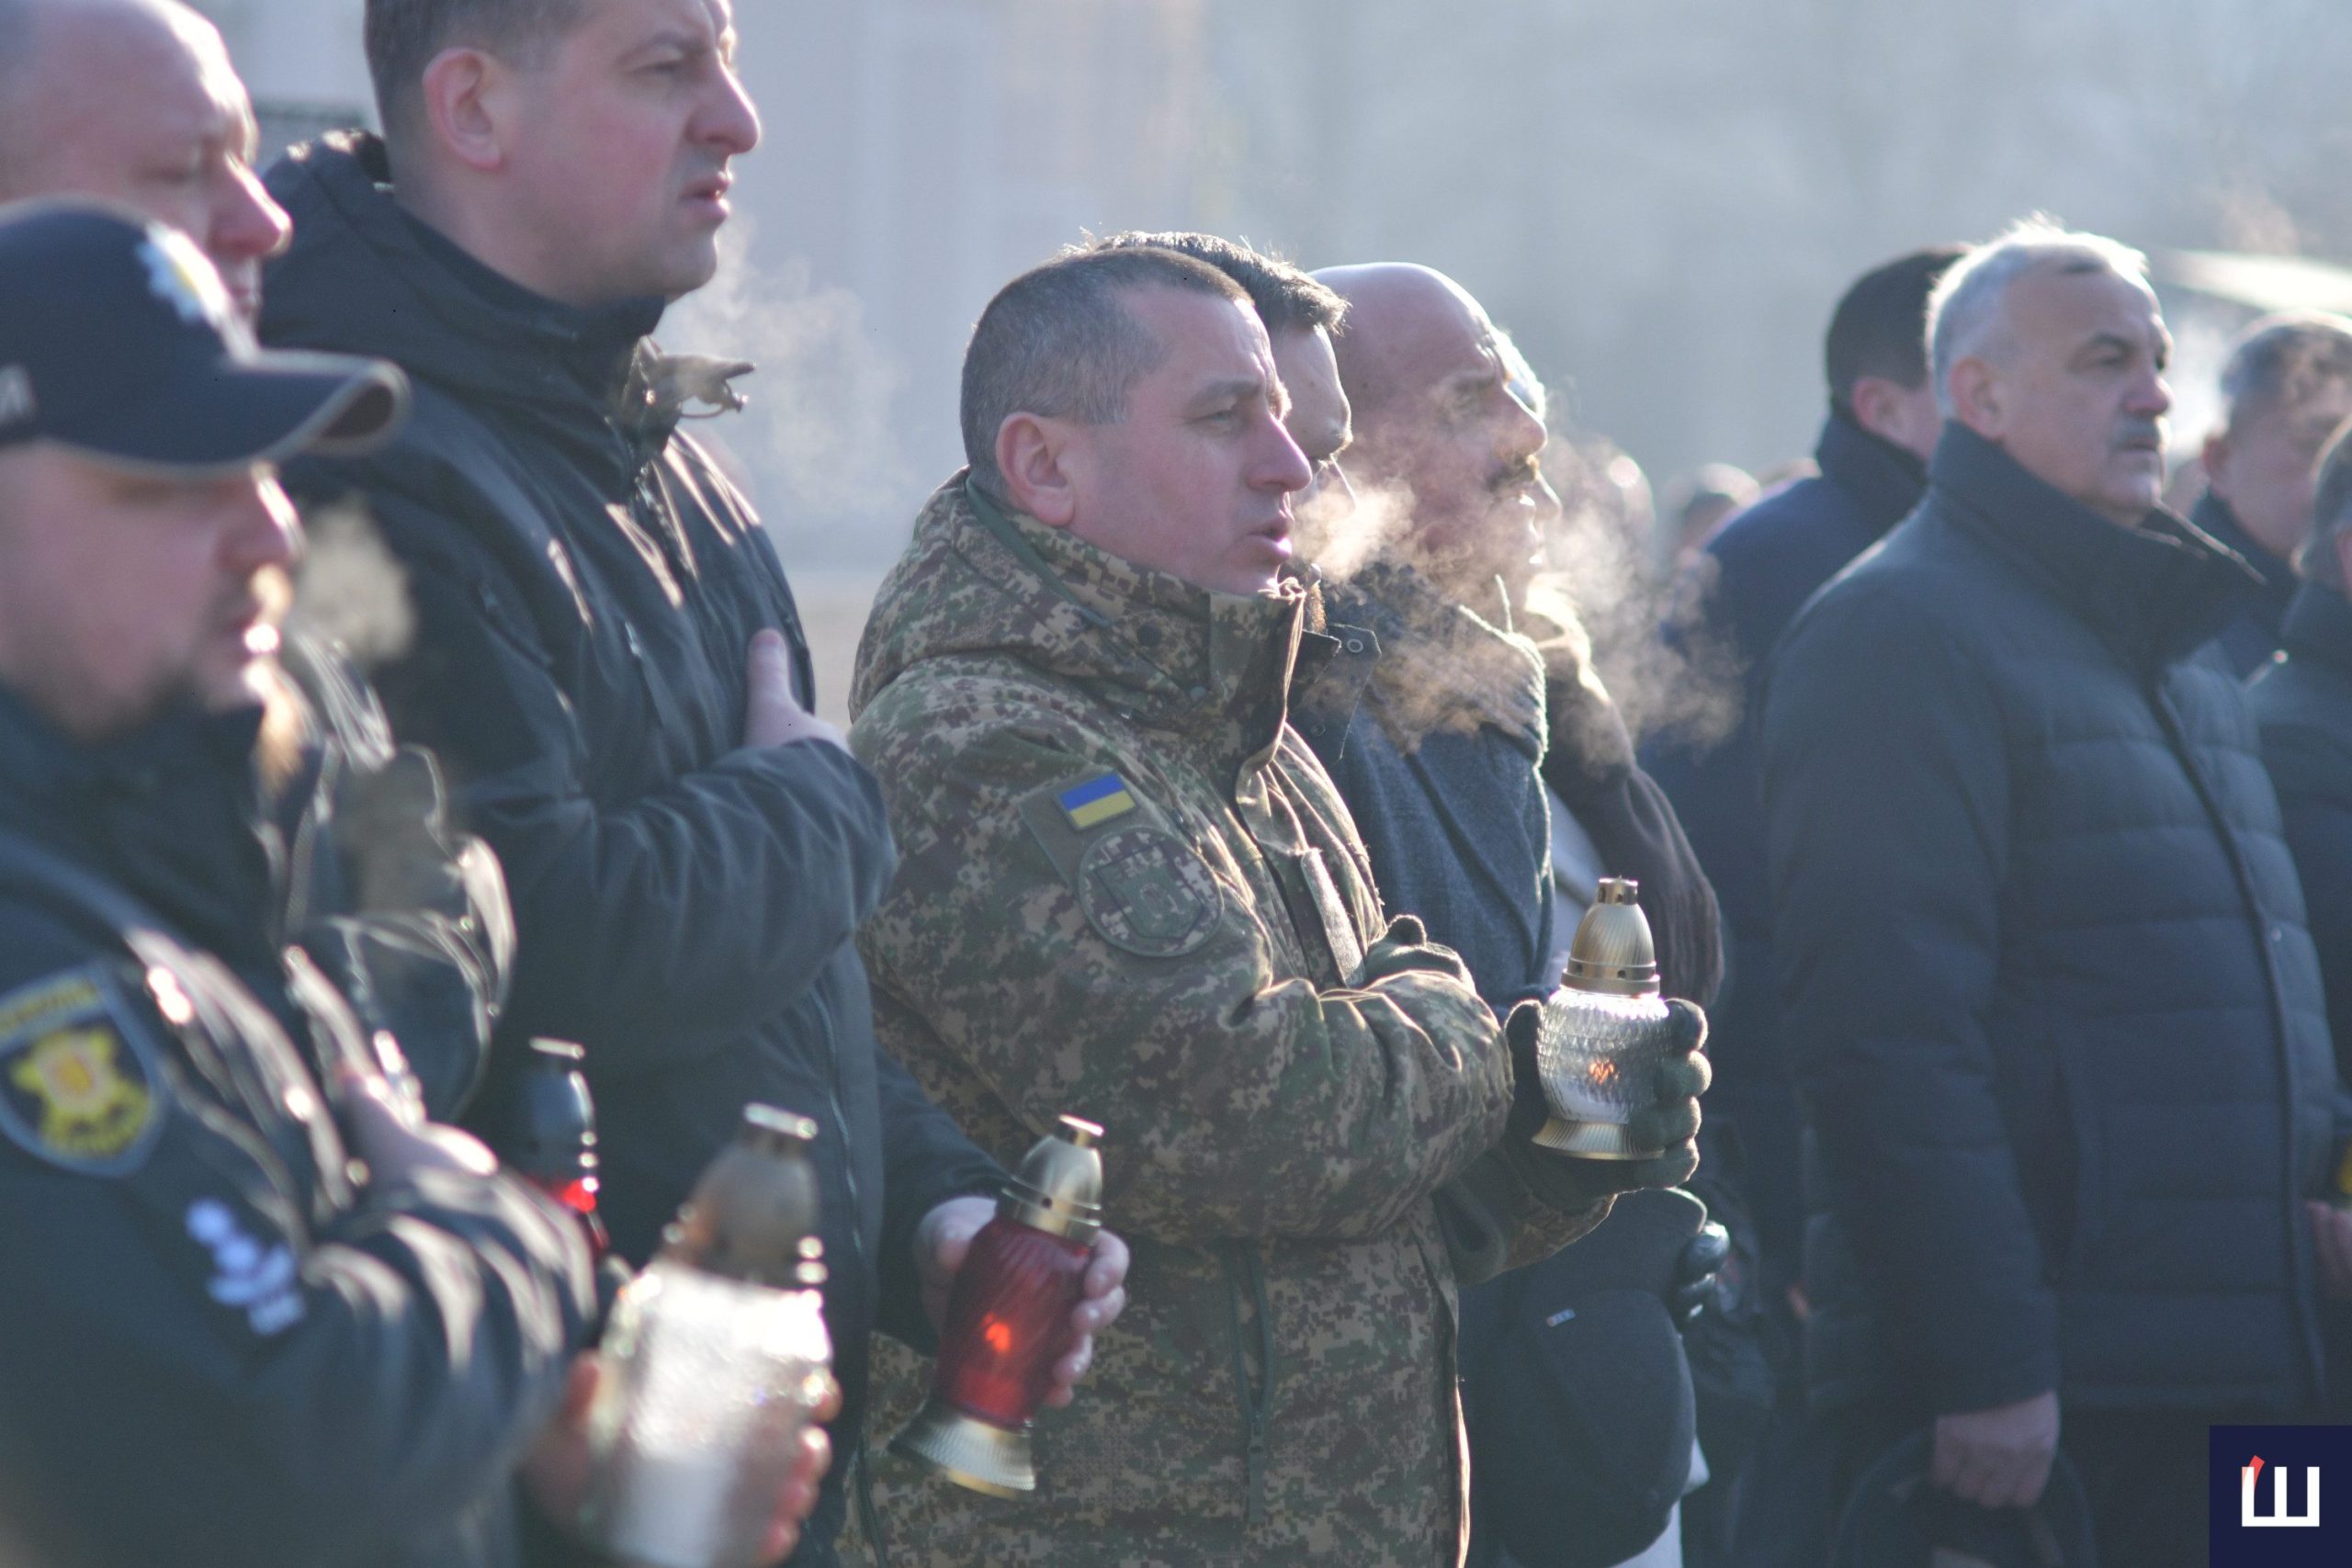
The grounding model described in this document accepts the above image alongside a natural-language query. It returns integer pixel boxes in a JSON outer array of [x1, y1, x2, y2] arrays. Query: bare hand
[[914, 1196, 1131, 1408], [339, 1071, 498, 1186], [2310, 1201, 2352, 1301], [522, 1354, 840, 1564], [742, 629, 844, 751], [1930, 1391, 2060, 1509]]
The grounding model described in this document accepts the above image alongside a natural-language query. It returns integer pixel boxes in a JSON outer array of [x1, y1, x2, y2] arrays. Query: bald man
[[1307, 263, 1718, 1021], [1305, 264, 1723, 1568]]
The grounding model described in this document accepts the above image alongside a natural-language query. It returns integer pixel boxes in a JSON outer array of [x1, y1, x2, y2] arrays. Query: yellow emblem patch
[[0, 969, 164, 1176], [14, 1029, 152, 1161]]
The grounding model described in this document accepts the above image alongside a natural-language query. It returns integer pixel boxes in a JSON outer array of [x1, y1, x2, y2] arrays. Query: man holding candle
[[850, 244, 1706, 1566]]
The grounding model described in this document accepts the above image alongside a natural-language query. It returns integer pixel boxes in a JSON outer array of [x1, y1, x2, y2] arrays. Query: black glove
[[1351, 913, 1473, 988], [1671, 1219, 1732, 1329], [1497, 997, 1710, 1213]]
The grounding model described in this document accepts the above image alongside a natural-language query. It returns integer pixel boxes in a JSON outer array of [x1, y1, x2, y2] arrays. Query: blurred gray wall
[[198, 0, 2352, 577]]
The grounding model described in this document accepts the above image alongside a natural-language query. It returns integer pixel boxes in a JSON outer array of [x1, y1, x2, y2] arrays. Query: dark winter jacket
[[2250, 582, 2352, 1064], [1299, 565, 1555, 1009], [1297, 563, 1711, 1568], [1764, 423, 2342, 1420], [261, 133, 1001, 1558], [1641, 407, 1923, 1283], [1296, 564, 1721, 1010], [2195, 490, 2301, 678], [0, 687, 593, 1568]]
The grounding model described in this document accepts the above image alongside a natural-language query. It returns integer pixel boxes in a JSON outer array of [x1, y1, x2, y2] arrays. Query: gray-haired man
[[1764, 219, 2346, 1563]]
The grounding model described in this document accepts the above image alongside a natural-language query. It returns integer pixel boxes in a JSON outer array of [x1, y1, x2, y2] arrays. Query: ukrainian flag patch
[[1058, 773, 1137, 830]]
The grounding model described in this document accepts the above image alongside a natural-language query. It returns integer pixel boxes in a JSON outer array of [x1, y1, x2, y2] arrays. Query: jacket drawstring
[[1221, 1241, 1277, 1529]]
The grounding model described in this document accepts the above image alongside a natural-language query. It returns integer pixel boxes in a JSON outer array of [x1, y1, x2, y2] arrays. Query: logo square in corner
[[2211, 1424, 2352, 1566]]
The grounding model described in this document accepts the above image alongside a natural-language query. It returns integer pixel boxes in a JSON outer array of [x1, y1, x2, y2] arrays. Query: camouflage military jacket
[[848, 478, 1586, 1567]]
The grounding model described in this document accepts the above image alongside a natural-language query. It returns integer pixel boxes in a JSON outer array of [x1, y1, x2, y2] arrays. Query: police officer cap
[[1831, 1428, 2098, 1568], [0, 197, 406, 473]]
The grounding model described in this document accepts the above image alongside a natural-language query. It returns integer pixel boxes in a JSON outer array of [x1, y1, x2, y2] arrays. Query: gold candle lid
[[1001, 1115, 1105, 1243], [1560, 877, 1660, 998], [662, 1103, 826, 1288]]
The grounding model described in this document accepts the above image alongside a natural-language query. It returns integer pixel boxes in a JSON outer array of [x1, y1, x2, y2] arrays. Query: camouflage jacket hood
[[852, 476, 1319, 771], [848, 478, 1597, 1566]]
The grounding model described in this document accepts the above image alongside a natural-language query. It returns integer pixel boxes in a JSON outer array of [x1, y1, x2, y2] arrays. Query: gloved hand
[[1671, 1219, 1732, 1329], [1350, 913, 1473, 988], [1496, 997, 1710, 1213]]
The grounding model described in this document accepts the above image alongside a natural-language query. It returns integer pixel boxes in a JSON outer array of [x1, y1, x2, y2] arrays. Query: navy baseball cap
[[0, 198, 406, 473]]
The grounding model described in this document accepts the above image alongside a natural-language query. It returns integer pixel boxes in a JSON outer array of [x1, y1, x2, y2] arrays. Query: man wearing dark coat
[[2252, 428, 2352, 1100], [1764, 218, 2351, 1566], [2250, 426, 2352, 1421], [2189, 311, 2352, 676], [1303, 258, 1722, 1568], [1643, 246, 1958, 1294], [258, 2, 1124, 1558]]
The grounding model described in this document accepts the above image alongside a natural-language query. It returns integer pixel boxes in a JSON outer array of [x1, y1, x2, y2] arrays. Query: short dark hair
[[364, 0, 586, 141], [1825, 244, 1967, 403], [2220, 312, 2352, 434], [1088, 231, 1345, 339], [960, 245, 1250, 497]]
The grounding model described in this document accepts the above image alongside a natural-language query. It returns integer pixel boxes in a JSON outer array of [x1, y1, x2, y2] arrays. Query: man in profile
[[851, 244, 1704, 1565], [2191, 311, 2352, 673], [261, 4, 1124, 1558], [1764, 220, 2346, 1562]]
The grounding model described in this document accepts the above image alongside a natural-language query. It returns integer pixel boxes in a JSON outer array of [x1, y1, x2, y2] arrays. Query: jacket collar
[[1816, 403, 1928, 540], [263, 133, 726, 442], [2278, 581, 2352, 682], [1929, 423, 2265, 671], [1323, 560, 1545, 753], [867, 477, 1313, 773], [2193, 489, 2300, 621], [0, 688, 279, 961]]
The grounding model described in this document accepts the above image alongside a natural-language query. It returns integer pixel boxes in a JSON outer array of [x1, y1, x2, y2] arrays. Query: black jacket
[[2195, 490, 2301, 678], [261, 134, 1001, 1556], [0, 688, 593, 1568], [1764, 423, 2341, 1419], [1298, 567, 1556, 1010], [2250, 583, 2352, 1064], [1295, 567, 1721, 1007], [1296, 567, 1711, 1568], [1641, 409, 1924, 1283]]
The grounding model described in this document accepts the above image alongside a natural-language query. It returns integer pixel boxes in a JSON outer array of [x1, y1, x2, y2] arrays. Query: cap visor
[[53, 349, 409, 478]]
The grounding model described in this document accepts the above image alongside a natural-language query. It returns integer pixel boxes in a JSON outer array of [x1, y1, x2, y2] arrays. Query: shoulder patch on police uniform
[[0, 967, 165, 1177], [1022, 771, 1224, 959]]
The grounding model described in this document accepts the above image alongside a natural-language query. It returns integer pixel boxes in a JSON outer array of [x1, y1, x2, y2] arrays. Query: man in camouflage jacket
[[849, 247, 1702, 1566]]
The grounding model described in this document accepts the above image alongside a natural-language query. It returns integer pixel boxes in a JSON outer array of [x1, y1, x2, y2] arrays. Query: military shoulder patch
[[1078, 827, 1223, 958], [0, 967, 165, 1177], [1021, 770, 1224, 959]]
